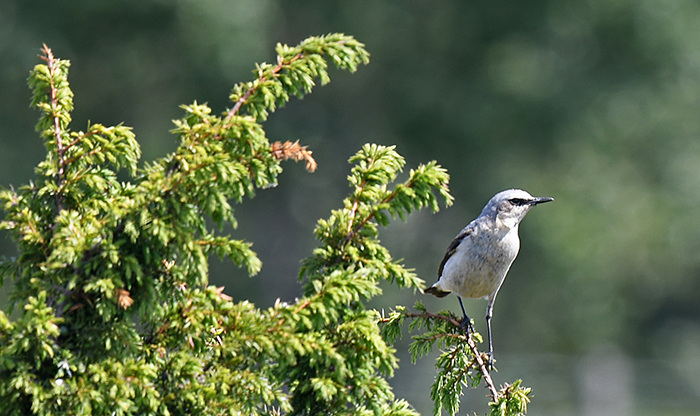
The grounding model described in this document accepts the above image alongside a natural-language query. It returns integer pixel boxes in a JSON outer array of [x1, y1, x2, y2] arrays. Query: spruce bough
[[0, 35, 531, 415]]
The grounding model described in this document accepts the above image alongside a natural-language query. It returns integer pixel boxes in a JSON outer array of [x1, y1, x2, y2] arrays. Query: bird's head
[[480, 189, 553, 230]]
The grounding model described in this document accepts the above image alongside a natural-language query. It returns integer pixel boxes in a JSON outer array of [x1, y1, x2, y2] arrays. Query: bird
[[424, 189, 553, 368]]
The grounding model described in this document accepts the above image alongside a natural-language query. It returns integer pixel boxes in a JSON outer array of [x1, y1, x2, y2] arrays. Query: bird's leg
[[457, 297, 474, 333], [485, 298, 495, 370]]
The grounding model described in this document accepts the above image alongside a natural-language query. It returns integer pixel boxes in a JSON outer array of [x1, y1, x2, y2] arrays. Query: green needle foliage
[[0, 34, 530, 416], [381, 303, 532, 416]]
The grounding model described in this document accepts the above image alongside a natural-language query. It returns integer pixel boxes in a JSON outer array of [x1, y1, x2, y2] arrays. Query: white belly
[[440, 230, 519, 299]]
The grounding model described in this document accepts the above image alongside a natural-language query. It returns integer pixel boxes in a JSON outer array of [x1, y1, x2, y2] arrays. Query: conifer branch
[[405, 310, 499, 400], [343, 151, 402, 240], [227, 54, 303, 119], [39, 44, 66, 211], [345, 183, 405, 242]]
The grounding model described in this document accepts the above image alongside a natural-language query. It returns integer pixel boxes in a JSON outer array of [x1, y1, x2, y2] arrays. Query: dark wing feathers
[[437, 226, 472, 277], [423, 285, 450, 297], [423, 225, 473, 298]]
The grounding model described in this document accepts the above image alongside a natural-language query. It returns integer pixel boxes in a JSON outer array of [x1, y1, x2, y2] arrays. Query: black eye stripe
[[509, 198, 528, 206]]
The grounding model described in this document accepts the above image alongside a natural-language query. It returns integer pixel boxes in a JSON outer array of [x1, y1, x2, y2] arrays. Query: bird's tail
[[423, 285, 451, 298]]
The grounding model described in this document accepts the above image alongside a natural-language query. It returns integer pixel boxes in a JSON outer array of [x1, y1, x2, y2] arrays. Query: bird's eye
[[509, 198, 527, 206]]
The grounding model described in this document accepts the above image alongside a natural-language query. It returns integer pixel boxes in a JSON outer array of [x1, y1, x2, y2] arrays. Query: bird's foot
[[459, 316, 475, 334], [485, 352, 495, 372]]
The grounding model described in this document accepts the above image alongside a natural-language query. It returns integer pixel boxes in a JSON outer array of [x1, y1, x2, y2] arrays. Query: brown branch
[[344, 182, 409, 243], [293, 299, 311, 314], [346, 186, 363, 235], [404, 311, 499, 400], [62, 147, 101, 167], [226, 53, 304, 119], [228, 85, 256, 119], [465, 324, 499, 400], [271, 298, 311, 328]]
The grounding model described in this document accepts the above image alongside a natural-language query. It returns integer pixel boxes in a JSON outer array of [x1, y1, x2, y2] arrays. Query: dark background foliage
[[2, 1, 700, 414]]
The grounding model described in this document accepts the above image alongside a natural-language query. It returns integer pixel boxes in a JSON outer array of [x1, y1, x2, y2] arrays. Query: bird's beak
[[531, 196, 554, 205]]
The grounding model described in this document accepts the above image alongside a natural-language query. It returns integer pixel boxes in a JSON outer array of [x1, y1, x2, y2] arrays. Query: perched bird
[[424, 189, 553, 368]]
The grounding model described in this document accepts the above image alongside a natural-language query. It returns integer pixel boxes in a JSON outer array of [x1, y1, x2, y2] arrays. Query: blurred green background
[[2, 0, 700, 414]]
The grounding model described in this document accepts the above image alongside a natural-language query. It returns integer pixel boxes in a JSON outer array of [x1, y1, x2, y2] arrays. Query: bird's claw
[[485, 352, 495, 372], [459, 316, 474, 334]]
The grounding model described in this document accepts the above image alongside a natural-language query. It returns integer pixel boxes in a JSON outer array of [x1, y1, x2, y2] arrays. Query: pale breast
[[439, 228, 520, 299]]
